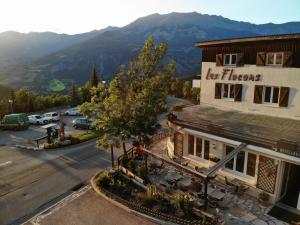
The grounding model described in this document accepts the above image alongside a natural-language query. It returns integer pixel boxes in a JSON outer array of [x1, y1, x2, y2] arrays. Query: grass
[[77, 130, 99, 142]]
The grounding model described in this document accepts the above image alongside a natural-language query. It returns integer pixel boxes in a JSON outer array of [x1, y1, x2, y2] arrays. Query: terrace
[[107, 137, 289, 225]]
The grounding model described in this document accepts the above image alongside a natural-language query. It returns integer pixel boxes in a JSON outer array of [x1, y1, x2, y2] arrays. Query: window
[[263, 86, 279, 104], [204, 140, 210, 160], [224, 145, 257, 177], [247, 153, 257, 177], [236, 151, 245, 173], [196, 137, 202, 157], [188, 135, 194, 155], [266, 52, 283, 66], [225, 145, 234, 170], [222, 83, 235, 100], [224, 54, 237, 66], [187, 135, 211, 162]]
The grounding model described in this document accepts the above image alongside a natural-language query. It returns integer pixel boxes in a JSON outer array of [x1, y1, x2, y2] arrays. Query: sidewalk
[[25, 186, 156, 225]]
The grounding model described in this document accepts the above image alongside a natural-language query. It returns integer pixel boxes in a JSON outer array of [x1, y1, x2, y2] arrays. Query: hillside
[[0, 84, 11, 100], [0, 26, 118, 67], [0, 12, 300, 92]]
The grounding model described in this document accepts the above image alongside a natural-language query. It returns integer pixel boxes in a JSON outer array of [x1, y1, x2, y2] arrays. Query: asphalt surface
[[24, 187, 156, 225], [0, 115, 85, 147], [0, 140, 123, 225]]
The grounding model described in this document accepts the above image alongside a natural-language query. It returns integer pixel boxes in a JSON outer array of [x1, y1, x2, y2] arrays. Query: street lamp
[[8, 99, 13, 113]]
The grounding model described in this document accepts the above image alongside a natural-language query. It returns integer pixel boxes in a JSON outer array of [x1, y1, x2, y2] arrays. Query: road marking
[[23, 185, 91, 225], [0, 161, 12, 167]]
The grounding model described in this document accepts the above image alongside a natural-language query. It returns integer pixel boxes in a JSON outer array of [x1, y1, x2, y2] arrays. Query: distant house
[[167, 33, 300, 211]]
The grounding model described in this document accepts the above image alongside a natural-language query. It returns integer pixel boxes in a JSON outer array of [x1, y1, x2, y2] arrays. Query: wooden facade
[[200, 38, 300, 67]]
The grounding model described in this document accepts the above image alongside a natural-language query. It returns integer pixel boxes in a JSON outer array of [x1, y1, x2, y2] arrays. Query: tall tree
[[90, 65, 99, 87], [70, 83, 80, 107], [82, 36, 175, 154]]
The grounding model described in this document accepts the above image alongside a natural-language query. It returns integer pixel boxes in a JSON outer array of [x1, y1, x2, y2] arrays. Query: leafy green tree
[[182, 81, 192, 99], [190, 87, 200, 103], [78, 82, 92, 103], [170, 78, 183, 97], [90, 65, 99, 87], [82, 36, 175, 154]]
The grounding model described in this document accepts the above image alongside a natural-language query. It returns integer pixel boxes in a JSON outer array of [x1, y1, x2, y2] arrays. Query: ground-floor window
[[224, 145, 257, 177], [187, 134, 213, 162]]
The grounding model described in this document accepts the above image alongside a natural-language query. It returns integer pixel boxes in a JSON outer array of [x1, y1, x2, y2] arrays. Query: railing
[[117, 147, 134, 167], [149, 129, 171, 146]]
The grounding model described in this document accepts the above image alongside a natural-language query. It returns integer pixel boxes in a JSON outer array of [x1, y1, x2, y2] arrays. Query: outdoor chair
[[224, 176, 236, 193]]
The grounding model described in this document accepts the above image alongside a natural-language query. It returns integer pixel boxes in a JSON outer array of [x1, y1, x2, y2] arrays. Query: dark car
[[72, 118, 92, 129]]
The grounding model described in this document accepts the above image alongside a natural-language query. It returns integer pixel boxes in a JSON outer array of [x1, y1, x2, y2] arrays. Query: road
[[0, 140, 123, 225]]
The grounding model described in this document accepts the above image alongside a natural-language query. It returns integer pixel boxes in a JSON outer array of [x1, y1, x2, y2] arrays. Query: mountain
[[0, 26, 118, 67], [0, 12, 300, 92]]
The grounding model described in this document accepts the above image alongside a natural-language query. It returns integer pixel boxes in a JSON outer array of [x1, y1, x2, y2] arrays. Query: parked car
[[28, 114, 48, 125], [0, 113, 30, 130], [72, 118, 92, 129], [64, 107, 82, 116], [43, 112, 60, 122]]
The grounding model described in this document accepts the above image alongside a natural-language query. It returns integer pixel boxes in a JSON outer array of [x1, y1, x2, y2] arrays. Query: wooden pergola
[[142, 142, 247, 210]]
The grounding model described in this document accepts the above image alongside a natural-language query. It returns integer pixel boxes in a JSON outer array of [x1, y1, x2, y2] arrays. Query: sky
[[0, 0, 299, 34]]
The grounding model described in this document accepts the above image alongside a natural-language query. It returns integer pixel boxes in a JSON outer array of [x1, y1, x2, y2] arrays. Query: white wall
[[200, 62, 300, 120]]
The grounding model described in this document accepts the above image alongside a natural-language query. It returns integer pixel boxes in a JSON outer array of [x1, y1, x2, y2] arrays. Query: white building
[[167, 33, 300, 211]]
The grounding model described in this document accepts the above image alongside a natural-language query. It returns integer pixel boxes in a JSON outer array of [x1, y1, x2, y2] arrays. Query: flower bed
[[94, 170, 217, 225]]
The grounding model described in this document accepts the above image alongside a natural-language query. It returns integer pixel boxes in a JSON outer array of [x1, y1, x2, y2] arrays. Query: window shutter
[[215, 83, 222, 99], [216, 54, 223, 66], [256, 52, 266, 66], [236, 53, 244, 67], [234, 84, 243, 102], [279, 87, 289, 107], [253, 85, 263, 104], [283, 51, 293, 67]]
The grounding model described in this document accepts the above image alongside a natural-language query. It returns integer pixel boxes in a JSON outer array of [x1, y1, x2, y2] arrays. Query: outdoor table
[[231, 178, 242, 192], [208, 188, 226, 201]]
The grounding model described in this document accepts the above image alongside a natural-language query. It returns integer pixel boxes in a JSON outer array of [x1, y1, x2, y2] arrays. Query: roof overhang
[[194, 33, 300, 47]]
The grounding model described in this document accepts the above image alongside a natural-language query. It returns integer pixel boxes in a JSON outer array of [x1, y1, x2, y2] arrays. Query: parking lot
[[0, 108, 88, 147]]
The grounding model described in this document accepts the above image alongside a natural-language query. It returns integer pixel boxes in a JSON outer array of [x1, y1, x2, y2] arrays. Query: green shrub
[[173, 193, 193, 218], [66, 136, 80, 144], [44, 142, 60, 149], [77, 131, 98, 142], [97, 172, 112, 189]]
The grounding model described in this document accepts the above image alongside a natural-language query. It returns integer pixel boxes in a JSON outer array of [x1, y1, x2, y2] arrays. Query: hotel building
[[167, 33, 300, 210]]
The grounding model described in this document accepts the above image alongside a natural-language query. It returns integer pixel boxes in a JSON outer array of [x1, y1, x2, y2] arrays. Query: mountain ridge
[[0, 12, 300, 93]]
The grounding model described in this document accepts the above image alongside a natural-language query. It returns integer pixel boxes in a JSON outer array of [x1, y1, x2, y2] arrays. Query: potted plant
[[258, 192, 270, 206]]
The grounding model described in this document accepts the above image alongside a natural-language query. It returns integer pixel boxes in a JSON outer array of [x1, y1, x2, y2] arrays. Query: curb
[[15, 144, 39, 150], [90, 171, 176, 225]]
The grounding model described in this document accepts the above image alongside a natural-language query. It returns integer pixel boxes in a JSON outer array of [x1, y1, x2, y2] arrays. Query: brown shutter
[[279, 87, 289, 107], [215, 83, 222, 99], [253, 85, 263, 104], [256, 52, 266, 66], [216, 54, 223, 66], [236, 53, 244, 67], [234, 84, 243, 102], [174, 132, 183, 157], [283, 51, 293, 67]]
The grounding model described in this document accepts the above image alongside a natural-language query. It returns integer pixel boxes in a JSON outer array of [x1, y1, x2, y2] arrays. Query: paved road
[[0, 115, 85, 147], [25, 187, 156, 225], [0, 140, 124, 225]]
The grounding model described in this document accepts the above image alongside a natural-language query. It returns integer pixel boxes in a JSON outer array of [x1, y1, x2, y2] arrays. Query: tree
[[182, 81, 192, 99], [190, 87, 200, 103], [170, 78, 183, 97], [82, 36, 175, 154], [90, 65, 99, 87], [78, 82, 92, 103], [70, 83, 80, 107]]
